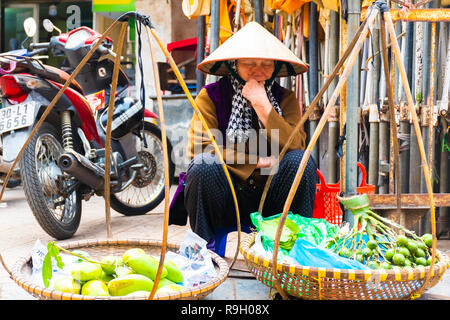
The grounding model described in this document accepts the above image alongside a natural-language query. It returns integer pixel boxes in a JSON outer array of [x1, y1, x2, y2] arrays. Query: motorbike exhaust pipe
[[58, 152, 104, 191]]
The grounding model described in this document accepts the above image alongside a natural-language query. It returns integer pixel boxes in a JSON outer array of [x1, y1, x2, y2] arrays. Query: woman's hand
[[242, 79, 272, 126], [256, 156, 277, 169]]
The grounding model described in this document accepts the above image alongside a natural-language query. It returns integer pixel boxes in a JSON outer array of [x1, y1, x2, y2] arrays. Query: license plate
[[0, 101, 35, 133]]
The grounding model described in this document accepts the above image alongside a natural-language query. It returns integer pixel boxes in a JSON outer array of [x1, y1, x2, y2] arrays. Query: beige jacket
[[186, 85, 306, 183]]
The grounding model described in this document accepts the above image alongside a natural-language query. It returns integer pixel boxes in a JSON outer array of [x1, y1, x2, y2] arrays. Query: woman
[[169, 22, 318, 245]]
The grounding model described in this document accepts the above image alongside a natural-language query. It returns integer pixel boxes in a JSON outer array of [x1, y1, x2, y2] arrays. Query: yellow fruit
[[122, 248, 146, 264], [71, 262, 103, 282], [156, 283, 185, 295], [100, 255, 123, 275], [164, 259, 184, 283], [53, 276, 81, 294], [81, 280, 109, 296], [108, 274, 154, 296], [126, 253, 167, 280], [125, 290, 151, 297]]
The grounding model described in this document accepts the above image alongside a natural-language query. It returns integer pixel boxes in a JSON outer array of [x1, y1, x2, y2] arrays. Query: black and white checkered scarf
[[226, 60, 283, 143]]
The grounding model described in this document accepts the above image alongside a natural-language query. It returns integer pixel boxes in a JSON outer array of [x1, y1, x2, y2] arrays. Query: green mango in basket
[[81, 280, 109, 296], [100, 271, 115, 283], [53, 276, 81, 294], [156, 277, 176, 289], [126, 253, 167, 280], [100, 255, 123, 275], [163, 259, 184, 283], [108, 274, 154, 296], [71, 261, 103, 282], [115, 265, 135, 277], [122, 248, 146, 264]]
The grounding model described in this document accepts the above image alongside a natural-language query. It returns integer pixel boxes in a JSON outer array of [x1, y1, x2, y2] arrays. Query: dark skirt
[[183, 150, 318, 242]]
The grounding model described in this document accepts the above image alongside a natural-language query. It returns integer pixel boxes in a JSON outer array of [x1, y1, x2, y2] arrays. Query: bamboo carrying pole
[[104, 22, 128, 239], [269, 7, 380, 299], [145, 25, 172, 300], [146, 26, 243, 271]]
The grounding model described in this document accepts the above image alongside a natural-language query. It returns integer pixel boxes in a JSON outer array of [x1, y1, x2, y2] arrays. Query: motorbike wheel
[[110, 121, 175, 215], [20, 122, 81, 240]]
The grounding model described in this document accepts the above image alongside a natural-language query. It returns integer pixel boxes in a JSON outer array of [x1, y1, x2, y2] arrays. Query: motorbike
[[0, 14, 174, 239]]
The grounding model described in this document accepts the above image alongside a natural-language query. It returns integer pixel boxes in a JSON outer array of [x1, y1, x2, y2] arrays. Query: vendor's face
[[236, 58, 275, 82]]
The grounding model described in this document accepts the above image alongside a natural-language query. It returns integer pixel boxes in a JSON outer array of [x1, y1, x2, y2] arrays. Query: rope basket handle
[[257, 8, 372, 215], [382, 9, 437, 297], [0, 19, 123, 277], [145, 26, 243, 279], [269, 6, 380, 300]]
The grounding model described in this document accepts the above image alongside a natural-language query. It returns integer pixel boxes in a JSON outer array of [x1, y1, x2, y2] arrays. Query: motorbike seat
[[13, 59, 85, 95], [40, 64, 85, 95]]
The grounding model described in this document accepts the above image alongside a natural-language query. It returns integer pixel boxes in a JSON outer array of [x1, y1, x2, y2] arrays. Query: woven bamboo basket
[[240, 232, 450, 300], [10, 238, 229, 300]]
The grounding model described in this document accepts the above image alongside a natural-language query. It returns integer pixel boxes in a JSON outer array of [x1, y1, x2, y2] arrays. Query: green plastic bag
[[289, 215, 339, 246], [250, 212, 339, 255], [250, 212, 298, 255]]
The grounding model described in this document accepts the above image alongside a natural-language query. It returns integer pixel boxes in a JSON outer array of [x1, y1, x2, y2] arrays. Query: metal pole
[[210, 0, 220, 52], [253, 0, 264, 25], [328, 110, 340, 183], [344, 0, 361, 225], [404, 22, 414, 95], [309, 1, 319, 165], [438, 117, 449, 238], [409, 19, 423, 198], [402, 20, 414, 193], [368, 104, 380, 189], [327, 10, 340, 183], [196, 16, 206, 95], [399, 102, 410, 193], [367, 20, 380, 189], [207, 0, 220, 84], [398, 16, 412, 195], [379, 106, 390, 194]]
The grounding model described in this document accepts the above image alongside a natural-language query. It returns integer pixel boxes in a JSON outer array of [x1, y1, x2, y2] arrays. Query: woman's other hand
[[256, 156, 277, 168]]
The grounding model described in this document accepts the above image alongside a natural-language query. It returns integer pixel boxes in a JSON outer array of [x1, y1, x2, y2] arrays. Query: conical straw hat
[[198, 21, 308, 77]]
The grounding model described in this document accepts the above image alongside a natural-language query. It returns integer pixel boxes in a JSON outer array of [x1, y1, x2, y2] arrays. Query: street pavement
[[0, 185, 448, 300]]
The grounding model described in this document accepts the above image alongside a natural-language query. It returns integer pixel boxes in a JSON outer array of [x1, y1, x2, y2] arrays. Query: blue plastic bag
[[288, 238, 371, 270]]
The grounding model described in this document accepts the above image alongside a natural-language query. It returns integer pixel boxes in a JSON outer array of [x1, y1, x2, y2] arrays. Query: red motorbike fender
[[144, 109, 158, 119], [48, 80, 104, 147]]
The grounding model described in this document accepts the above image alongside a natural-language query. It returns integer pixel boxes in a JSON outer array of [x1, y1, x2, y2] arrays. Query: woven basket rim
[[10, 238, 230, 300], [240, 232, 450, 283]]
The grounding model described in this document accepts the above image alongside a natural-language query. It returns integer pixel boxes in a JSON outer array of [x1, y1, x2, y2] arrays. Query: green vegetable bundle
[[325, 194, 435, 270]]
